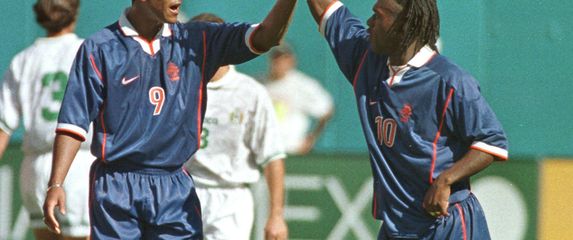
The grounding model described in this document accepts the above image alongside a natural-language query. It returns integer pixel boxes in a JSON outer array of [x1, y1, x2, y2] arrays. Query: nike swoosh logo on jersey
[[369, 101, 378, 106], [121, 75, 140, 85]]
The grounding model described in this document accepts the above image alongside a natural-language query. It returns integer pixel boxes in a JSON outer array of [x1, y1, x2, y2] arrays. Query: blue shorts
[[378, 193, 490, 240], [89, 161, 203, 240]]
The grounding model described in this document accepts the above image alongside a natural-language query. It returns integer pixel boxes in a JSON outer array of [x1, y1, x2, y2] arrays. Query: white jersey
[[0, 33, 90, 154], [265, 69, 333, 153], [186, 66, 285, 187]]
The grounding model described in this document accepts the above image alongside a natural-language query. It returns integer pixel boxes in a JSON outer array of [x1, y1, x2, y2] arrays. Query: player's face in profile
[[146, 0, 182, 24], [367, 0, 403, 54]]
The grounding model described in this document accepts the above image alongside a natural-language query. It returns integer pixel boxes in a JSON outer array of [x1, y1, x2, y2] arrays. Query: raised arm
[[250, 0, 297, 52], [43, 133, 82, 234], [307, 0, 337, 24]]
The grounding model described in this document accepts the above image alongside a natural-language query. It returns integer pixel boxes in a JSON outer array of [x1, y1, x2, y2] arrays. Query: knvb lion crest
[[400, 104, 413, 122], [167, 61, 180, 81]]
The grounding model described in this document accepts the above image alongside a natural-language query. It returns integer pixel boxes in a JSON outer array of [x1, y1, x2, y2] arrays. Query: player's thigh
[[89, 161, 142, 240], [59, 150, 94, 237], [21, 151, 93, 237], [19, 153, 50, 230], [424, 193, 491, 240], [143, 170, 203, 240], [200, 187, 254, 240]]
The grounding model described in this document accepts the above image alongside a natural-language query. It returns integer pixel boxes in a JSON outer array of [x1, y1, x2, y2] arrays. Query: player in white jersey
[[264, 44, 334, 155], [0, 1, 94, 239], [186, 63, 288, 240], [184, 12, 287, 240]]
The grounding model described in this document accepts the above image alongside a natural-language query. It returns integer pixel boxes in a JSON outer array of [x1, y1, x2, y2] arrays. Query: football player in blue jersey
[[307, 0, 508, 239], [42, 0, 297, 239]]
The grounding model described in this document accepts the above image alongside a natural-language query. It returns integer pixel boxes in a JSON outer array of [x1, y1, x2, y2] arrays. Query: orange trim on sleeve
[[248, 24, 265, 55], [319, 1, 340, 27], [56, 128, 86, 142], [470, 145, 509, 161]]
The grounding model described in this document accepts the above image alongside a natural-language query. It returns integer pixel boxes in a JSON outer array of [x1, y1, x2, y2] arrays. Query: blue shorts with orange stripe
[[378, 193, 490, 240], [89, 160, 203, 240]]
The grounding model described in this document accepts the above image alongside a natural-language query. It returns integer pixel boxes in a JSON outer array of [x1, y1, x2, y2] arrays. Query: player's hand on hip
[[265, 215, 288, 240], [42, 186, 67, 234], [297, 134, 317, 155], [422, 177, 451, 218]]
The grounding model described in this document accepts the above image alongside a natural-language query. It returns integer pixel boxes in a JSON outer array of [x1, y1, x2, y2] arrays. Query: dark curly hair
[[34, 0, 80, 33], [390, 0, 440, 52]]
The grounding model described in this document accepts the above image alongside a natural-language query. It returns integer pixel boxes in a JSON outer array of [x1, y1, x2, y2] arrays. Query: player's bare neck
[[388, 42, 420, 66], [47, 23, 76, 38], [269, 71, 286, 81], [210, 66, 231, 82], [127, 6, 163, 41]]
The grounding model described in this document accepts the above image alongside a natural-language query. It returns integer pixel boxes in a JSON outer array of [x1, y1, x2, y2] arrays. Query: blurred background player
[[42, 0, 297, 239], [0, 0, 93, 239], [264, 44, 334, 155], [185, 13, 288, 240], [306, 0, 508, 239]]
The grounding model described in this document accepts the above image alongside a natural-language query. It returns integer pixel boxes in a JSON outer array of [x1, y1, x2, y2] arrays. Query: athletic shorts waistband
[[94, 160, 183, 175], [195, 183, 248, 189]]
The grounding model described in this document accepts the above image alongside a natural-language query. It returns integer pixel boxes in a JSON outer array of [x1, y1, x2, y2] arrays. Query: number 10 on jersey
[[375, 116, 397, 147]]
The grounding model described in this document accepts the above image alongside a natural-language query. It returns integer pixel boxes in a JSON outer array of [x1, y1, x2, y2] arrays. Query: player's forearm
[[48, 133, 82, 186], [264, 159, 286, 217], [251, 0, 297, 52], [310, 109, 333, 139], [0, 130, 10, 160], [434, 149, 494, 187], [307, 0, 336, 24]]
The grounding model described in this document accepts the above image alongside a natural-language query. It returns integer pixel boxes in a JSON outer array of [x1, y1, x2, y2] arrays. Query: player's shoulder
[[82, 22, 123, 50], [426, 54, 482, 98], [285, 70, 319, 84], [9, 34, 84, 69], [181, 20, 252, 36], [234, 70, 266, 90], [426, 55, 478, 85], [179, 21, 224, 36], [230, 69, 271, 99]]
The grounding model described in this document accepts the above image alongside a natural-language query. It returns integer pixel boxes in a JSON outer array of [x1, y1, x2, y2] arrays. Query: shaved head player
[[42, 0, 297, 239]]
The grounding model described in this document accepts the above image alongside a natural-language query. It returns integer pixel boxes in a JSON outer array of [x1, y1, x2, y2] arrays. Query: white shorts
[[19, 150, 94, 237], [196, 186, 254, 240]]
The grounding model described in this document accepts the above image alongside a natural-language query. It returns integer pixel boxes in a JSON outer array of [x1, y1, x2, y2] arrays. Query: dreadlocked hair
[[390, 0, 440, 53]]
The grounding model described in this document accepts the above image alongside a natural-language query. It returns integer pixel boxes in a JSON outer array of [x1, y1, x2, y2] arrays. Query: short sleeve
[[248, 86, 286, 166], [198, 22, 260, 71], [0, 65, 21, 134], [56, 42, 105, 141], [449, 77, 509, 160], [321, 2, 370, 83]]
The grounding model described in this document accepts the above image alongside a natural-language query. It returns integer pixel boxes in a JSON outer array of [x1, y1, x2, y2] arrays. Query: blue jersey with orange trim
[[320, 2, 508, 237], [57, 16, 259, 169]]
